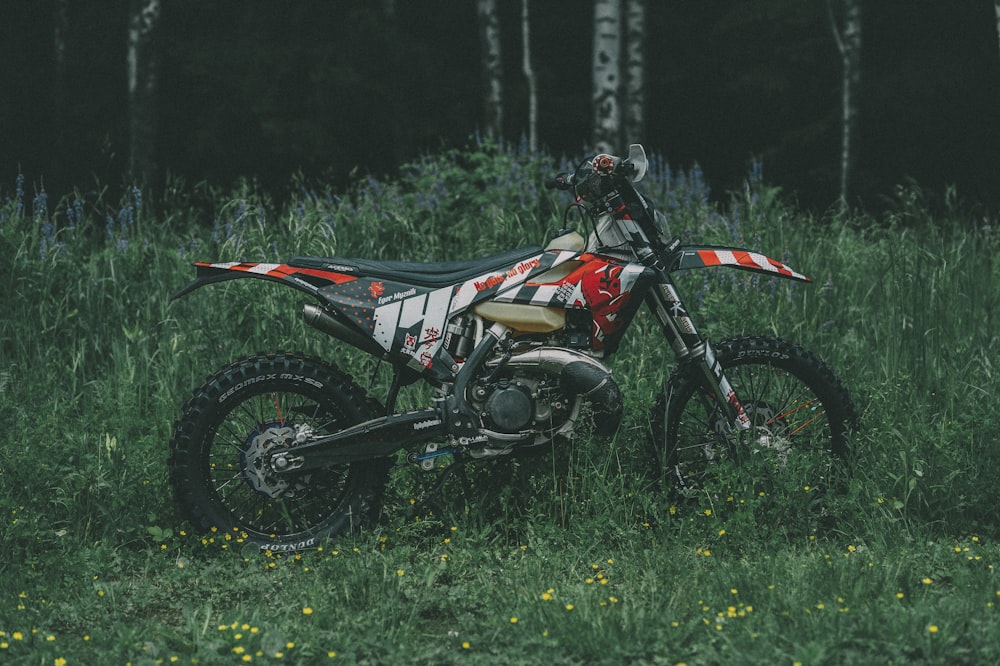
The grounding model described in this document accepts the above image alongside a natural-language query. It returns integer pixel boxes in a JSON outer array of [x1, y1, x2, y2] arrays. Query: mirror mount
[[626, 144, 648, 182]]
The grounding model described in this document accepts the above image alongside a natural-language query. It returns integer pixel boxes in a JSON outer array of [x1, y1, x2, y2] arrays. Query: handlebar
[[544, 173, 574, 191], [545, 151, 640, 196]]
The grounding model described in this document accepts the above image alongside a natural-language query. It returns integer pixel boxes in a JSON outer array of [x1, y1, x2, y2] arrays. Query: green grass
[[1, 144, 998, 664]]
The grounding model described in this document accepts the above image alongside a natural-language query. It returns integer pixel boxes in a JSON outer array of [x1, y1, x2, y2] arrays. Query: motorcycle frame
[[173, 171, 812, 471]]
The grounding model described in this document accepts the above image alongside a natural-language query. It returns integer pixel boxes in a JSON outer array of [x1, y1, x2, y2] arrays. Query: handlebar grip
[[544, 173, 572, 190]]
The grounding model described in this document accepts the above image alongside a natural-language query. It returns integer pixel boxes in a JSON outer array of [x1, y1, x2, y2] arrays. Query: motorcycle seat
[[288, 245, 544, 288]]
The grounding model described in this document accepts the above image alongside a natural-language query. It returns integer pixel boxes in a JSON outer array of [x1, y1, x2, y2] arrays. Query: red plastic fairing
[[676, 247, 810, 282], [171, 261, 356, 300]]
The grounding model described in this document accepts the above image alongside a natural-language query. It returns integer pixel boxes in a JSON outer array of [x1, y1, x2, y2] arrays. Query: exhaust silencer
[[302, 304, 385, 356]]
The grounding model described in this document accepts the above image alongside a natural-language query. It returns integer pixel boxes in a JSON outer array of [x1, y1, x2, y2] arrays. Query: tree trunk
[[52, 0, 70, 178], [476, 0, 504, 139], [994, 0, 1000, 61], [380, 2, 407, 166], [592, 0, 622, 153], [623, 0, 646, 145], [127, 0, 162, 186], [829, 0, 862, 206], [522, 0, 537, 152]]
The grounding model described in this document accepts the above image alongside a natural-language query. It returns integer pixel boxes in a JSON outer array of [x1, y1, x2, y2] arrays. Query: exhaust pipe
[[488, 347, 623, 436], [303, 303, 386, 356]]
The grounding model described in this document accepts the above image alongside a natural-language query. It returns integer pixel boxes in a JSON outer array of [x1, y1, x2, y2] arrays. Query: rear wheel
[[650, 336, 857, 497], [168, 352, 391, 552]]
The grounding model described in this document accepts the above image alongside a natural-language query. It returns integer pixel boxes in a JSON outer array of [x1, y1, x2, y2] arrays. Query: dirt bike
[[168, 145, 857, 551]]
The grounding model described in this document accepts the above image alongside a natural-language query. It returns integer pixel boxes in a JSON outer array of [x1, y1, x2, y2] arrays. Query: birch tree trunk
[[994, 0, 1000, 61], [476, 0, 504, 139], [829, 0, 862, 206], [52, 0, 70, 176], [127, 0, 162, 185], [522, 0, 538, 152], [592, 0, 622, 153], [623, 0, 646, 144]]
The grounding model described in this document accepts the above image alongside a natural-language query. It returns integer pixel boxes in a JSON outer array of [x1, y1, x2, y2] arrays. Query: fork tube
[[646, 275, 751, 430], [645, 279, 703, 359]]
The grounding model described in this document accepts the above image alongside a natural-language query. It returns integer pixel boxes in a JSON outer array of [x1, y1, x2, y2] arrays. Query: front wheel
[[168, 352, 392, 552], [650, 336, 858, 496]]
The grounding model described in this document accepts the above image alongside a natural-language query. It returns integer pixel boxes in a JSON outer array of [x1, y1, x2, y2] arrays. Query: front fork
[[646, 275, 752, 431]]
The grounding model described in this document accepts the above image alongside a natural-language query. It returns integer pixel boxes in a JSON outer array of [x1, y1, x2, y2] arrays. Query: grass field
[[1, 142, 998, 664]]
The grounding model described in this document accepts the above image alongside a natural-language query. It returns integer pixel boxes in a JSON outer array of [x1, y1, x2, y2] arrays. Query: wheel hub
[[745, 403, 792, 464], [706, 401, 792, 464], [241, 425, 310, 499]]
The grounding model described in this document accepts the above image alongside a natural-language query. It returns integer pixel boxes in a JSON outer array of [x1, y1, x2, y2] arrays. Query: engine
[[481, 379, 535, 432], [460, 342, 623, 461], [469, 373, 576, 447], [440, 312, 623, 459]]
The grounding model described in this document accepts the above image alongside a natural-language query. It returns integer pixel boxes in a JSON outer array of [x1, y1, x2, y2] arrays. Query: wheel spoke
[[788, 410, 826, 437], [206, 388, 354, 537], [169, 354, 389, 551], [657, 337, 854, 497]]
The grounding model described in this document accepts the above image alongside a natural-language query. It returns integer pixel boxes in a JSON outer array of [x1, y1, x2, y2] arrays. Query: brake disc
[[241, 425, 296, 498]]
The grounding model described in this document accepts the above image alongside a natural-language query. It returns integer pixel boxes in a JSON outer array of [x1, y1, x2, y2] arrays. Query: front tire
[[168, 352, 391, 551], [650, 336, 858, 495]]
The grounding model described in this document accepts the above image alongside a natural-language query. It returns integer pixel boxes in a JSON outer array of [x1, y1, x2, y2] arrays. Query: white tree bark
[[53, 0, 70, 172], [592, 0, 622, 153], [54, 0, 69, 84], [829, 0, 862, 206], [522, 0, 538, 151], [623, 0, 646, 144], [476, 0, 504, 139], [994, 0, 1000, 61], [127, 0, 162, 184]]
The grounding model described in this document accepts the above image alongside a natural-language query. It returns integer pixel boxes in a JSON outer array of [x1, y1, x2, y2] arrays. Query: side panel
[[491, 254, 654, 351], [318, 249, 580, 379]]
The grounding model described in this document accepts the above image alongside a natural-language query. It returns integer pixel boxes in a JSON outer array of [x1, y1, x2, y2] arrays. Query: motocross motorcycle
[[168, 145, 857, 551]]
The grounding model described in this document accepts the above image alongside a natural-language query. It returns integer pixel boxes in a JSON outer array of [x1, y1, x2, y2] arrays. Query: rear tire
[[168, 352, 391, 552]]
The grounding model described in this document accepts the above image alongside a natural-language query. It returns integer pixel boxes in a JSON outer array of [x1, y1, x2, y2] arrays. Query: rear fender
[[171, 261, 356, 300], [674, 246, 810, 282]]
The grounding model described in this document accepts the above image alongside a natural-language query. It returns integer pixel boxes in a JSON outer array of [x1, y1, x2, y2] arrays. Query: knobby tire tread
[[167, 351, 390, 551], [649, 335, 858, 487]]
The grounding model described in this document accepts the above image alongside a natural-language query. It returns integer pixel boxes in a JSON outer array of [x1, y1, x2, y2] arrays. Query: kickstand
[[429, 457, 470, 496], [409, 456, 472, 518]]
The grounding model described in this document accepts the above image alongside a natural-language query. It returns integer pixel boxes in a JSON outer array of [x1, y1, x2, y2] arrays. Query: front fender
[[674, 246, 810, 282]]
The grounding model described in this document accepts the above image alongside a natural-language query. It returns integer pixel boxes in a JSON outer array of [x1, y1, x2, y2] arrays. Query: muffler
[[303, 303, 386, 356]]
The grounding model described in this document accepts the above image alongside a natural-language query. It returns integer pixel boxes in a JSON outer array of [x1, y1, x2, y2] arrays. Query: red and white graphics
[[491, 255, 649, 347], [367, 250, 579, 374], [678, 248, 810, 282]]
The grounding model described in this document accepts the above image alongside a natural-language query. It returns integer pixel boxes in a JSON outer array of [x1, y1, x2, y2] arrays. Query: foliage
[[1, 143, 999, 663]]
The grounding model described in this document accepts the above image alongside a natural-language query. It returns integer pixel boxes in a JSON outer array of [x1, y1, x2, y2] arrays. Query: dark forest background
[[3, 0, 999, 212]]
